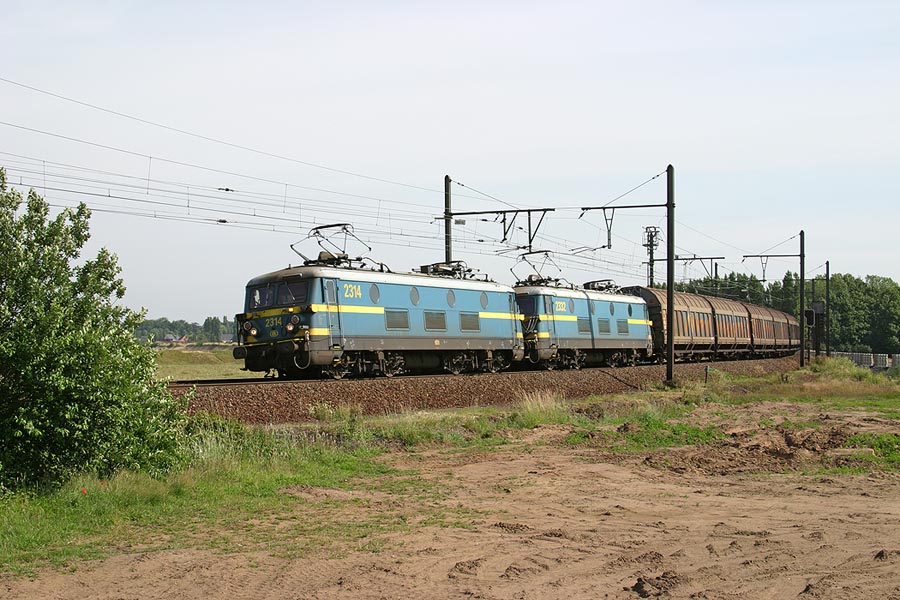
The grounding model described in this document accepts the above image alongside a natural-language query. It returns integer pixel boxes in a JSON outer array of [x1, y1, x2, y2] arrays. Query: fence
[[830, 352, 897, 370]]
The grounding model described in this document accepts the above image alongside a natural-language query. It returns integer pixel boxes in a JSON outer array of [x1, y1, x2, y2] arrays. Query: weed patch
[[844, 433, 900, 468]]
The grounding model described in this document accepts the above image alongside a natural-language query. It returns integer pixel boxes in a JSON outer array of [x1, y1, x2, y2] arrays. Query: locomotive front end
[[233, 270, 325, 377]]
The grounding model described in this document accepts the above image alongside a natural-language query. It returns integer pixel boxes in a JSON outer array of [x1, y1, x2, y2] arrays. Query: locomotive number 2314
[[343, 283, 363, 299]]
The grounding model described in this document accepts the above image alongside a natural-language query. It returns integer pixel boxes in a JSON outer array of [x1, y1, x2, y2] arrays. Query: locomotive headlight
[[286, 323, 295, 332], [242, 321, 252, 331], [249, 327, 258, 336], [290, 315, 300, 325]]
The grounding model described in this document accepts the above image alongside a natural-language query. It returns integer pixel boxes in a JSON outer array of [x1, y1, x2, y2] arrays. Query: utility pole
[[812, 277, 819, 357], [580, 164, 675, 384], [666, 165, 675, 385], [714, 262, 720, 297], [826, 260, 831, 357], [444, 175, 452, 264], [743, 229, 806, 367], [800, 230, 805, 365], [643, 226, 660, 286]]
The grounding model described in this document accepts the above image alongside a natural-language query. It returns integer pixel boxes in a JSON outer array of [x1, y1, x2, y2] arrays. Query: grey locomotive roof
[[246, 265, 515, 293], [514, 285, 646, 305]]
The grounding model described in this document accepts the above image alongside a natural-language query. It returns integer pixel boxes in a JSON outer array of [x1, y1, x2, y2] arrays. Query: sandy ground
[[5, 400, 900, 599]]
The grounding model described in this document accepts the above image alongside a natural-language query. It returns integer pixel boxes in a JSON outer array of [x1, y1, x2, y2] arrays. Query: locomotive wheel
[[445, 353, 466, 375], [572, 351, 585, 370], [382, 353, 405, 378]]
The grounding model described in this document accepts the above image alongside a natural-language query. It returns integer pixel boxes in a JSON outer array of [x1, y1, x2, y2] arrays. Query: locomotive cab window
[[277, 280, 309, 305], [247, 285, 275, 310], [325, 280, 337, 304]]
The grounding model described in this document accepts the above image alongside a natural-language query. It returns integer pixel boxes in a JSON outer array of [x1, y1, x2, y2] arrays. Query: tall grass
[[805, 357, 891, 384], [0, 413, 391, 576]]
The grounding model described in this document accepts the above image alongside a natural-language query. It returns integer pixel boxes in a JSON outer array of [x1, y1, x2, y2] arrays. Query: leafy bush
[[0, 171, 187, 489]]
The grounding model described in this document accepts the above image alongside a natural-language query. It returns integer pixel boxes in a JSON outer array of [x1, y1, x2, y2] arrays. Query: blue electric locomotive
[[514, 277, 653, 368], [233, 255, 524, 378]]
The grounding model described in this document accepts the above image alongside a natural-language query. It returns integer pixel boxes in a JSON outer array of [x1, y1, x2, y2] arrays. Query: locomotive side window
[[544, 296, 552, 314], [447, 289, 456, 307], [597, 318, 611, 334], [617, 320, 629, 335], [609, 303, 615, 316], [628, 304, 633, 317], [568, 299, 575, 313], [385, 309, 409, 330], [247, 285, 274, 310], [370, 284, 380, 303], [410, 286, 420, 305], [460, 312, 480, 332], [480, 292, 489, 309], [424, 311, 447, 331], [277, 280, 309, 305], [577, 318, 591, 334]]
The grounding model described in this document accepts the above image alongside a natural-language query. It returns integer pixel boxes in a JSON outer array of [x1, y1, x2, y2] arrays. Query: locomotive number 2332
[[343, 283, 363, 299]]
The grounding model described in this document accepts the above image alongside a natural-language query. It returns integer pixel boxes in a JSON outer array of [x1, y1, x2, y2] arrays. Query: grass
[[155, 347, 257, 380], [0, 415, 409, 576], [689, 358, 900, 417], [5, 357, 900, 578], [564, 400, 722, 450], [844, 433, 900, 467]]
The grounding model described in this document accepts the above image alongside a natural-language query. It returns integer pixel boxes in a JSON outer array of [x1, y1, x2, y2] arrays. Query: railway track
[[169, 372, 467, 388], [173, 356, 800, 424]]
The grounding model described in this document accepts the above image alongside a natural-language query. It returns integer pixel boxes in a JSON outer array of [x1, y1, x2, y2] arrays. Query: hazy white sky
[[2, 1, 898, 322]]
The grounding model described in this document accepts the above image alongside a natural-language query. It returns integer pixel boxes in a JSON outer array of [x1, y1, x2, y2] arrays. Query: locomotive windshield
[[277, 280, 309, 304], [247, 285, 275, 310], [245, 280, 310, 311]]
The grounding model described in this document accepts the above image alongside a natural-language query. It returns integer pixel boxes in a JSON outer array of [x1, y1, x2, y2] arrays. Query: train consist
[[232, 253, 800, 379]]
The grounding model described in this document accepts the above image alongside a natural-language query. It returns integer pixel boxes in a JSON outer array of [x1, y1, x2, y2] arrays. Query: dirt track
[[6, 395, 900, 599]]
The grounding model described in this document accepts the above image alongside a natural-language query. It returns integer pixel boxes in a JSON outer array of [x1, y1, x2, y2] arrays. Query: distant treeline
[[134, 316, 235, 344], [667, 271, 900, 354]]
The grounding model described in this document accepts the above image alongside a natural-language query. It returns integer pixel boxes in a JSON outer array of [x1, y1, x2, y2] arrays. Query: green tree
[[864, 275, 900, 354], [202, 316, 223, 342], [0, 171, 186, 489], [827, 273, 871, 352]]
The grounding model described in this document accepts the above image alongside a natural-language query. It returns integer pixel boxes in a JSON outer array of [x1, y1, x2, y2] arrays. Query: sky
[[2, 1, 898, 323]]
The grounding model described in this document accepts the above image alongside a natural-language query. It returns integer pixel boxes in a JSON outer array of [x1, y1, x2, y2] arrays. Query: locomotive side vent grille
[[597, 319, 611, 335]]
